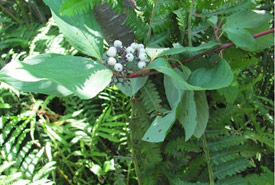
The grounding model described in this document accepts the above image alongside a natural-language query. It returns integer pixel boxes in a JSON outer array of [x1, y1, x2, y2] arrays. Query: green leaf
[[178, 90, 197, 141], [224, 28, 256, 51], [89, 164, 104, 176], [103, 159, 115, 173], [223, 11, 272, 29], [193, 91, 209, 138], [97, 132, 120, 143], [147, 67, 194, 143], [164, 74, 184, 109], [188, 58, 233, 90], [116, 76, 148, 97], [0, 53, 113, 99], [247, 23, 274, 51], [147, 58, 203, 90], [217, 82, 239, 104], [146, 41, 219, 59], [0, 103, 11, 109], [142, 109, 177, 143], [149, 58, 233, 91], [0, 76, 73, 97], [157, 41, 219, 57], [43, 0, 103, 59], [207, 16, 218, 27], [146, 48, 169, 59]]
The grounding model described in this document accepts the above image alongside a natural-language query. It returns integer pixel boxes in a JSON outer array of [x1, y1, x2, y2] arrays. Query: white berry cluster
[[104, 40, 149, 74]]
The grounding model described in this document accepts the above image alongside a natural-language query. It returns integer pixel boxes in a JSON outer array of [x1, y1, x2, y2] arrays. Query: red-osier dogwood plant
[[0, 0, 273, 145]]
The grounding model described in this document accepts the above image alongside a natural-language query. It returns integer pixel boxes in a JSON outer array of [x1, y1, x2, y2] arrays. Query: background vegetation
[[0, 0, 273, 184]]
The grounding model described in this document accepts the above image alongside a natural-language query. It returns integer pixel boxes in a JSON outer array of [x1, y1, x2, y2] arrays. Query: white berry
[[114, 63, 123, 72], [139, 48, 146, 54], [139, 44, 144, 49], [107, 57, 116, 65], [131, 42, 139, 49], [139, 53, 147, 61], [114, 40, 122, 47], [126, 46, 135, 54], [126, 53, 134, 62], [107, 47, 117, 57], [138, 61, 146, 69]]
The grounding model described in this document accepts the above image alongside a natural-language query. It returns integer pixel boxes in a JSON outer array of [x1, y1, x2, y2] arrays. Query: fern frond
[[60, 0, 101, 16], [125, 10, 149, 41], [207, 135, 246, 152], [184, 155, 207, 182], [18, 143, 45, 177], [140, 142, 162, 168], [92, 106, 126, 143], [142, 174, 158, 185], [149, 32, 171, 46], [29, 18, 75, 55], [173, 8, 188, 35], [246, 167, 274, 185], [0, 38, 28, 50], [130, 99, 152, 141], [152, 12, 172, 33], [0, 161, 16, 173], [191, 23, 209, 42], [0, 116, 24, 146], [170, 178, 208, 185], [139, 79, 167, 118], [32, 161, 56, 182], [1, 23, 41, 44], [0, 113, 55, 183], [210, 144, 259, 165], [205, 129, 228, 138], [213, 158, 254, 180], [217, 167, 274, 185], [216, 175, 250, 185], [165, 137, 201, 157], [208, 105, 241, 127], [224, 48, 259, 71], [0, 115, 31, 161], [201, 0, 254, 18], [0, 172, 24, 185], [61, 87, 130, 167], [245, 131, 274, 150], [157, 0, 185, 12], [63, 96, 101, 123], [0, 148, 54, 184]]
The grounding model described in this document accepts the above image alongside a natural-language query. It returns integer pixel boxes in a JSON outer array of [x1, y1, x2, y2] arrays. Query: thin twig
[[129, 101, 143, 185], [56, 166, 74, 185], [214, 18, 223, 43], [146, 0, 158, 45], [0, 4, 22, 24], [202, 134, 215, 185], [16, 0, 29, 24], [188, 0, 194, 47]]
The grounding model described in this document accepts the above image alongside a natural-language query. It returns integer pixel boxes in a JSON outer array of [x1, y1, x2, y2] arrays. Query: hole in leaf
[[158, 129, 162, 132]]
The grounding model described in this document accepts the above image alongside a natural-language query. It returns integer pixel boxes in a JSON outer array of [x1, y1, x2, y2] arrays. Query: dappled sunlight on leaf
[[0, 53, 113, 99]]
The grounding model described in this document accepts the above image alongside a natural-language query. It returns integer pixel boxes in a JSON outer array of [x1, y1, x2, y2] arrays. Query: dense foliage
[[0, 0, 273, 185]]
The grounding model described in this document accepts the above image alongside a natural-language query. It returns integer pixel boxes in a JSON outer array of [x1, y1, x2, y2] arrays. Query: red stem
[[253, 29, 274, 38], [127, 28, 274, 78]]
